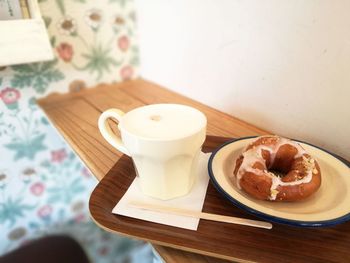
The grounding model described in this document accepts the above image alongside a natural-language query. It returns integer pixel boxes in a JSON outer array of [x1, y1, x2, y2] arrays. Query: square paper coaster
[[112, 152, 210, 230]]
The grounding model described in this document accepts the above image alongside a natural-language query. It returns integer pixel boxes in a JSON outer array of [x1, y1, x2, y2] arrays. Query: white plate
[[208, 137, 350, 227]]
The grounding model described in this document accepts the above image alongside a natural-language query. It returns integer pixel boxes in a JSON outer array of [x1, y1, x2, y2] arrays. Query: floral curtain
[[0, 0, 158, 262]]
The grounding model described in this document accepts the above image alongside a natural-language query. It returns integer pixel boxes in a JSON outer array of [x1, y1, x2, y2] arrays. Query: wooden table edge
[[88, 210, 251, 263]]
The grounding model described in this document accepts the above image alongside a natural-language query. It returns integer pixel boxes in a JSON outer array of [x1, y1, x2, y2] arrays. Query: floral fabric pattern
[[0, 0, 158, 262], [10, 61, 64, 94], [1, 97, 47, 161]]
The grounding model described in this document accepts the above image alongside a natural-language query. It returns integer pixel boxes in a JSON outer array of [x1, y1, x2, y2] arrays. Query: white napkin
[[112, 152, 211, 230]]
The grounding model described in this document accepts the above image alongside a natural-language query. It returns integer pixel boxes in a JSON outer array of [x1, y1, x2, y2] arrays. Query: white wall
[[135, 0, 350, 159]]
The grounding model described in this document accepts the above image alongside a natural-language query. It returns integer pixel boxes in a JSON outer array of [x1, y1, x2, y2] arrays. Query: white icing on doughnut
[[267, 165, 313, 200], [235, 136, 315, 200], [235, 147, 266, 189]]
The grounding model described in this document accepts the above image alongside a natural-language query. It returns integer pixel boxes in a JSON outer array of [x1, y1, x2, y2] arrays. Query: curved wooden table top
[[37, 79, 267, 181], [37, 79, 350, 263], [37, 79, 270, 262]]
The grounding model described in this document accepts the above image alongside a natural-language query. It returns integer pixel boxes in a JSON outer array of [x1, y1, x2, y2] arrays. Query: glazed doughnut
[[232, 135, 321, 201]]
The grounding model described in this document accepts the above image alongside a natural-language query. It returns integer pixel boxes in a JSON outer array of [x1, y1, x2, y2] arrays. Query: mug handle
[[98, 108, 130, 156]]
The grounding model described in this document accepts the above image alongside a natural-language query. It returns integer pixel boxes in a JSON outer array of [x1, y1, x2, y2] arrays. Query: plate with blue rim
[[208, 136, 350, 227]]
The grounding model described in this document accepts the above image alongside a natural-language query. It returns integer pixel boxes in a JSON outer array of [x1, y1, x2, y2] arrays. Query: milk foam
[[120, 104, 206, 140]]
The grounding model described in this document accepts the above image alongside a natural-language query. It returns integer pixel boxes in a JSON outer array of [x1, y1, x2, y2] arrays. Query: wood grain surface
[[37, 79, 268, 181], [153, 246, 230, 263], [38, 79, 350, 262]]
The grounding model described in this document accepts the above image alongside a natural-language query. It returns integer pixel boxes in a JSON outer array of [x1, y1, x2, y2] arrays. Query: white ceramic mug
[[98, 104, 207, 200]]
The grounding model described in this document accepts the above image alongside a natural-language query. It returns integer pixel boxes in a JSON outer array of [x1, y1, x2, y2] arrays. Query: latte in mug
[[98, 104, 207, 200]]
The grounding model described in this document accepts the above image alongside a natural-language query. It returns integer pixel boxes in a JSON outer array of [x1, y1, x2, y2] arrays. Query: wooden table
[[37, 79, 267, 262], [38, 79, 350, 263]]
